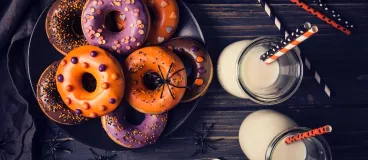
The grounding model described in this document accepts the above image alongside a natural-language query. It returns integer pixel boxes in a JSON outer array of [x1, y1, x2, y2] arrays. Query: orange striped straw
[[290, 0, 351, 35], [264, 26, 319, 64], [285, 125, 332, 144]]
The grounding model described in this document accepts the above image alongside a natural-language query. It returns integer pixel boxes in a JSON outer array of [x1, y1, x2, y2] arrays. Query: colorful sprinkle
[[170, 12, 177, 19], [191, 46, 199, 52], [90, 51, 98, 57], [57, 74, 64, 82], [196, 56, 204, 63], [158, 37, 165, 43], [71, 57, 78, 64], [109, 98, 116, 104], [161, 1, 168, 7], [166, 27, 173, 33], [99, 105, 106, 111], [195, 79, 204, 86], [111, 73, 119, 80], [99, 64, 107, 72], [198, 67, 206, 74], [65, 85, 73, 92], [82, 62, 89, 68], [65, 98, 71, 105], [83, 102, 90, 110], [75, 109, 82, 115], [101, 82, 109, 89]]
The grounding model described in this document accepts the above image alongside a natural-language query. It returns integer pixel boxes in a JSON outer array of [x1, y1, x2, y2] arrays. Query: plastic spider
[[43, 128, 72, 160], [146, 63, 188, 99], [190, 123, 224, 156], [89, 148, 117, 160], [0, 128, 15, 160]]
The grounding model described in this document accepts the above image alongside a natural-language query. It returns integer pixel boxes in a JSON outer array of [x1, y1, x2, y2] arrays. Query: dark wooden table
[[37, 0, 368, 159]]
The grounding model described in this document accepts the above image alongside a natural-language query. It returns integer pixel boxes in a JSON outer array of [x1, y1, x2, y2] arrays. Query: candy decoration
[[290, 0, 351, 35], [263, 25, 319, 64], [312, 0, 353, 29], [285, 125, 332, 144]]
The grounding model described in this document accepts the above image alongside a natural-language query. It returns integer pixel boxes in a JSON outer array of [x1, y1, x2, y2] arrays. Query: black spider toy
[[43, 128, 72, 160], [190, 123, 224, 156]]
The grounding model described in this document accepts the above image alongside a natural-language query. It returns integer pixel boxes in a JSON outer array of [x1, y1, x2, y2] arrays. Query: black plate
[[26, 0, 205, 150]]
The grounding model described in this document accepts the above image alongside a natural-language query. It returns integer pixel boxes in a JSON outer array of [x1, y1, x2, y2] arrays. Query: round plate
[[26, 0, 205, 150]]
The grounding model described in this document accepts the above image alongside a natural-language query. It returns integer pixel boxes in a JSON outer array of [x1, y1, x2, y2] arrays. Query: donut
[[101, 101, 168, 148], [124, 46, 187, 114], [142, 0, 179, 45], [165, 38, 213, 102], [55, 45, 125, 118], [37, 61, 89, 125], [46, 0, 89, 55], [82, 0, 151, 55]]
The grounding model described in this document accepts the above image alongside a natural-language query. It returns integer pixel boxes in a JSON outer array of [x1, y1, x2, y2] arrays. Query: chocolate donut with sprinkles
[[46, 0, 89, 55], [82, 0, 151, 55], [101, 101, 168, 148], [56, 45, 125, 118], [37, 61, 89, 125], [165, 38, 213, 102], [124, 46, 187, 114]]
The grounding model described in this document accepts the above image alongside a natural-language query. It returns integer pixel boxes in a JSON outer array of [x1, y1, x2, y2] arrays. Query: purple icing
[[99, 64, 107, 72], [191, 46, 199, 52], [57, 74, 64, 82], [90, 51, 98, 57], [82, 0, 149, 55], [75, 109, 82, 115], [71, 57, 78, 64], [109, 98, 116, 104], [104, 106, 168, 148], [198, 67, 206, 74]]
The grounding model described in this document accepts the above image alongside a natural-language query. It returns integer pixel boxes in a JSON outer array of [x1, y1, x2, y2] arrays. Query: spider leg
[[166, 63, 173, 78], [201, 140, 205, 154], [209, 138, 224, 143], [109, 153, 118, 160], [191, 145, 201, 156], [167, 83, 188, 89], [90, 148, 100, 159], [207, 143, 218, 150], [0, 129, 9, 142], [166, 84, 175, 99], [203, 122, 206, 131], [157, 65, 165, 79], [160, 84, 165, 99], [52, 152, 56, 160], [167, 68, 185, 79], [58, 146, 73, 154], [203, 123, 215, 138]]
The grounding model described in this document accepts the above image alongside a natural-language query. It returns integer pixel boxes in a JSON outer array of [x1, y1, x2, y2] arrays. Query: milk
[[238, 110, 307, 160]]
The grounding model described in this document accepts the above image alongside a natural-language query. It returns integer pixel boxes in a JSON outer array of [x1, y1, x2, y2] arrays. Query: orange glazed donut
[[143, 0, 179, 45], [56, 45, 125, 118], [125, 46, 187, 114]]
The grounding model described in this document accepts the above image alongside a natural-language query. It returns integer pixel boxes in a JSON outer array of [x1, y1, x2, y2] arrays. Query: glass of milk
[[217, 37, 303, 105], [239, 110, 332, 160]]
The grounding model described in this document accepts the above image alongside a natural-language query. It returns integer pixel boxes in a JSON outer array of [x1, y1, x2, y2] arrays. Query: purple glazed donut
[[101, 102, 168, 148], [82, 0, 150, 55]]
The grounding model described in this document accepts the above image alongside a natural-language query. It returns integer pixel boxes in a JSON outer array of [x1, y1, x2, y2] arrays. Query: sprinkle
[[93, 0, 97, 5], [116, 44, 121, 48], [82, 18, 87, 23], [90, 8, 95, 12], [95, 33, 100, 37], [82, 62, 89, 68], [114, 40, 119, 44], [60, 60, 67, 66], [170, 12, 177, 19], [198, 67, 206, 74], [97, 10, 102, 14], [125, 7, 129, 11], [75, 109, 82, 115], [90, 30, 96, 34], [119, 14, 126, 21], [71, 57, 78, 64], [57, 74, 64, 82], [102, 82, 109, 89], [90, 51, 98, 57], [65, 98, 71, 105], [99, 64, 107, 72], [134, 13, 139, 17], [161, 1, 168, 7], [126, 46, 131, 50], [166, 27, 173, 33], [196, 56, 204, 63], [83, 102, 90, 110], [89, 15, 94, 20], [88, 26, 93, 30], [102, 40, 106, 44], [98, 40, 102, 44], [191, 46, 199, 52], [167, 46, 173, 51], [139, 30, 144, 34], [97, 0, 103, 5], [112, 46, 117, 50], [137, 20, 142, 24], [111, 73, 119, 80], [116, 49, 121, 54], [124, 40, 129, 44], [158, 37, 165, 43], [130, 23, 134, 27], [195, 79, 204, 86], [97, 29, 103, 32], [137, 42, 141, 46], [65, 85, 73, 92], [134, 8, 140, 12], [109, 98, 117, 104], [85, 28, 90, 33], [99, 105, 106, 111]]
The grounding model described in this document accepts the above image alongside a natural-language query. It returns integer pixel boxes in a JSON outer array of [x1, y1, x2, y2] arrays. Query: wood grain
[[37, 0, 368, 159]]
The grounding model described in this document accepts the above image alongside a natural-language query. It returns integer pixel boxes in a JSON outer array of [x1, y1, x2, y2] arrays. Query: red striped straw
[[285, 125, 332, 144], [264, 26, 319, 64]]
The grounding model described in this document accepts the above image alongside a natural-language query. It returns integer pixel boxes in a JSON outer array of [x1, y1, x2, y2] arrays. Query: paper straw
[[312, 0, 353, 29], [290, 0, 351, 35], [260, 22, 312, 61], [264, 26, 318, 64], [285, 125, 332, 144], [257, 0, 332, 98]]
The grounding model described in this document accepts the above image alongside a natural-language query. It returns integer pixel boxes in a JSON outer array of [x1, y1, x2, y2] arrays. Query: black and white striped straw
[[258, 0, 332, 97], [312, 0, 353, 29]]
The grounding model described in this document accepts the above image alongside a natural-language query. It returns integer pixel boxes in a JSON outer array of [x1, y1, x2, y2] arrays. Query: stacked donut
[[39, 0, 213, 148]]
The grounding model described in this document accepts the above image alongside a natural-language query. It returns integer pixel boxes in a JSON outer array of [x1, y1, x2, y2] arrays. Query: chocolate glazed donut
[[165, 38, 213, 102], [46, 0, 89, 55], [37, 61, 89, 125], [101, 101, 168, 148]]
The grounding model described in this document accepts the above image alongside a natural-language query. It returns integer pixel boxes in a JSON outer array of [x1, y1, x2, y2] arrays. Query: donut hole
[[105, 11, 126, 32], [176, 53, 197, 87], [82, 73, 97, 93], [148, 7, 158, 27], [143, 72, 162, 90], [126, 105, 145, 125], [71, 17, 83, 36]]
